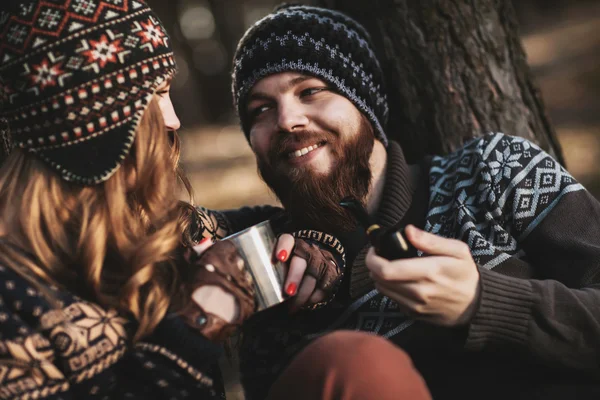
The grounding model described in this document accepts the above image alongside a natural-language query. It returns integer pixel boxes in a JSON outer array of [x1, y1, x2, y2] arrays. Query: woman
[[0, 1, 255, 398], [0, 2, 428, 399]]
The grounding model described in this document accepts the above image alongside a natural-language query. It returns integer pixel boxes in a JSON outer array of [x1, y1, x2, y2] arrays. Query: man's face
[[246, 72, 375, 233], [247, 72, 364, 178]]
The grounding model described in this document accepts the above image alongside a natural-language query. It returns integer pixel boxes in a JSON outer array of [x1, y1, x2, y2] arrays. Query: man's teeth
[[290, 144, 321, 159]]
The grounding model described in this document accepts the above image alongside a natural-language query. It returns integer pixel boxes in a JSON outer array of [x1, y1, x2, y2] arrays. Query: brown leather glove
[[180, 240, 256, 341], [292, 239, 343, 294]]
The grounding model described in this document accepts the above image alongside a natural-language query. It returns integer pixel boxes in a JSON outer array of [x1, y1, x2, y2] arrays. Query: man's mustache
[[268, 130, 337, 163]]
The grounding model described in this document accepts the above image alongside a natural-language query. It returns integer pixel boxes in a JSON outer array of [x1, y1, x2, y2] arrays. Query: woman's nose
[[160, 96, 181, 131]]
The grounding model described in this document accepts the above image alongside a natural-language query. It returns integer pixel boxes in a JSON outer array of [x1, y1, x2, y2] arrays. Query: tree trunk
[[318, 0, 565, 165], [206, 0, 247, 122]]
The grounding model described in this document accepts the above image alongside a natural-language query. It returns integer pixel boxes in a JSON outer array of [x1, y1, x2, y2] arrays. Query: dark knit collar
[[375, 141, 414, 228], [345, 140, 418, 299]]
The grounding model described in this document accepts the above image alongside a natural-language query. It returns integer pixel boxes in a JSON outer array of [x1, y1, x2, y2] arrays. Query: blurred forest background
[[146, 0, 600, 211], [144, 0, 600, 398]]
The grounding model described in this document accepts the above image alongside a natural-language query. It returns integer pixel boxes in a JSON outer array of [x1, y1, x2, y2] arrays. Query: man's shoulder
[[431, 132, 545, 170]]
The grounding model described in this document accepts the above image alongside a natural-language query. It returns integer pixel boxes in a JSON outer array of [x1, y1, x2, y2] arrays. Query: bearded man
[[192, 4, 600, 400]]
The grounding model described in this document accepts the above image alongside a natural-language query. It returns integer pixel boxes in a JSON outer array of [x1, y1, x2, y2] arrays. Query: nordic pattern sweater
[[0, 264, 224, 400], [195, 133, 600, 400]]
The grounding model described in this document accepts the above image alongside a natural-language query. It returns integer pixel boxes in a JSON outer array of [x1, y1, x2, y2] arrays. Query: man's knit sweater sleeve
[[464, 136, 600, 375]]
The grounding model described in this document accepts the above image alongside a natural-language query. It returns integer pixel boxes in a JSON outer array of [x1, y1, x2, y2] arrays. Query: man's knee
[[269, 331, 431, 400], [301, 331, 414, 376]]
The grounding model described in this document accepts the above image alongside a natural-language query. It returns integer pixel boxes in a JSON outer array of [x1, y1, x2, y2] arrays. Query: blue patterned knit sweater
[[197, 133, 600, 400]]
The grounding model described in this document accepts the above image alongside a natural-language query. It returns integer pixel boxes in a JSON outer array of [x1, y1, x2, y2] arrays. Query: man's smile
[[287, 141, 326, 159]]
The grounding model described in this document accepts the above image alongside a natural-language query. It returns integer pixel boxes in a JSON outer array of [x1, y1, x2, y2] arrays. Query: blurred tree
[[149, 0, 241, 124], [205, 0, 246, 121], [319, 0, 565, 164]]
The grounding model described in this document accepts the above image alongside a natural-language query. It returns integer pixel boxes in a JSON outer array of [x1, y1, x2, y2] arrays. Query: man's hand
[[366, 225, 480, 326], [275, 234, 342, 310]]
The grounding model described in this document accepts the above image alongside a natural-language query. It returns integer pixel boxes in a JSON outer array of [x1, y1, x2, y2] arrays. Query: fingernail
[[285, 282, 297, 296], [277, 250, 288, 262], [199, 237, 210, 244]]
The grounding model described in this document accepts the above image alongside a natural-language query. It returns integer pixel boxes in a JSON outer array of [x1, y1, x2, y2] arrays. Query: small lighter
[[340, 197, 416, 260]]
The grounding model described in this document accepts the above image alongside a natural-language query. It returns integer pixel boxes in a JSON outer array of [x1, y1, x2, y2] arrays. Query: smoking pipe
[[339, 197, 415, 260]]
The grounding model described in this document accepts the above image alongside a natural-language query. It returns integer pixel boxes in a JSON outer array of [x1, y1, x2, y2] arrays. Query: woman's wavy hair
[[0, 97, 195, 341]]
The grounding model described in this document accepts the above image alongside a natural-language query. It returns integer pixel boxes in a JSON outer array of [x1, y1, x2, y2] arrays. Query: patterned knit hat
[[0, 0, 176, 185], [232, 4, 389, 146]]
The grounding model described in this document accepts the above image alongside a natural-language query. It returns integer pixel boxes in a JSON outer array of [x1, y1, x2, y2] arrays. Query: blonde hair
[[0, 98, 191, 341]]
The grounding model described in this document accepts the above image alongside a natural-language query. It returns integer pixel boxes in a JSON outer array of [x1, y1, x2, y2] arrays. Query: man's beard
[[257, 118, 374, 234]]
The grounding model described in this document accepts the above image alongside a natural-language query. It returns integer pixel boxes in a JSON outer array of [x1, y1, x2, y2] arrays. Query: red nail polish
[[277, 250, 288, 262], [286, 282, 297, 296], [199, 237, 210, 244]]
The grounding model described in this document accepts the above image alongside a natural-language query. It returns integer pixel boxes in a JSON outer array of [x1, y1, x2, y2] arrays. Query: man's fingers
[[366, 247, 450, 282], [284, 255, 307, 297], [405, 225, 471, 259], [365, 247, 388, 274], [275, 233, 294, 263], [374, 283, 421, 318], [375, 280, 425, 305]]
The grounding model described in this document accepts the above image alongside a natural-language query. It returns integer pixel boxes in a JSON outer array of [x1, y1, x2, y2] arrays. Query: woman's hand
[[275, 234, 343, 311], [366, 225, 480, 326], [180, 238, 256, 341]]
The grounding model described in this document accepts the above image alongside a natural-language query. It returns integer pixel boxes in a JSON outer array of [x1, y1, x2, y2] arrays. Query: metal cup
[[222, 220, 286, 311]]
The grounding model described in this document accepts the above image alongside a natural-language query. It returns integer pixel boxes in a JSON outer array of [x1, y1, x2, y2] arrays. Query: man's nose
[[277, 100, 308, 132]]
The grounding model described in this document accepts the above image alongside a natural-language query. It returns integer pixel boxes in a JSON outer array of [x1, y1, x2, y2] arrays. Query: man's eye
[[301, 87, 327, 97], [249, 104, 271, 118]]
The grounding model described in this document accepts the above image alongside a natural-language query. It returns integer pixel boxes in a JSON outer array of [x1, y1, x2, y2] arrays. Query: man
[[196, 4, 600, 399]]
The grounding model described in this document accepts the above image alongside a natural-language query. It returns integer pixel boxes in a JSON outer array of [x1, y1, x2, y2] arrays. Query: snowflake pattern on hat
[[0, 0, 176, 184]]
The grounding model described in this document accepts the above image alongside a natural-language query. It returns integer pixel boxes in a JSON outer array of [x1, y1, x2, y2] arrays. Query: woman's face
[[126, 80, 181, 190], [155, 79, 180, 131]]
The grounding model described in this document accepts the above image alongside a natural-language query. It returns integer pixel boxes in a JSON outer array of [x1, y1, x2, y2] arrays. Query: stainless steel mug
[[222, 220, 286, 311]]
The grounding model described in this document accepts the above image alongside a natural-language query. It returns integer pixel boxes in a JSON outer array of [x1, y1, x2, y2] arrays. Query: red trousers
[[267, 331, 432, 400]]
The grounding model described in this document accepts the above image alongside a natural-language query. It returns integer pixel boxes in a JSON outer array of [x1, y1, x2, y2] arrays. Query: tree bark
[[318, 0, 565, 165]]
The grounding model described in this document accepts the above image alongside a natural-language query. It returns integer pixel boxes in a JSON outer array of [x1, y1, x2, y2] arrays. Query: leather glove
[[180, 240, 256, 341], [292, 239, 342, 293], [291, 230, 346, 309]]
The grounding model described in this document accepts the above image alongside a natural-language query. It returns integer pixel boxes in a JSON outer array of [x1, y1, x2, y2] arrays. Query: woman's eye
[[301, 87, 327, 97], [156, 90, 168, 97]]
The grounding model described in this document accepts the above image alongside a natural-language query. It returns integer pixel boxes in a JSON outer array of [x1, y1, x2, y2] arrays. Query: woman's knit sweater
[[0, 263, 224, 400]]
